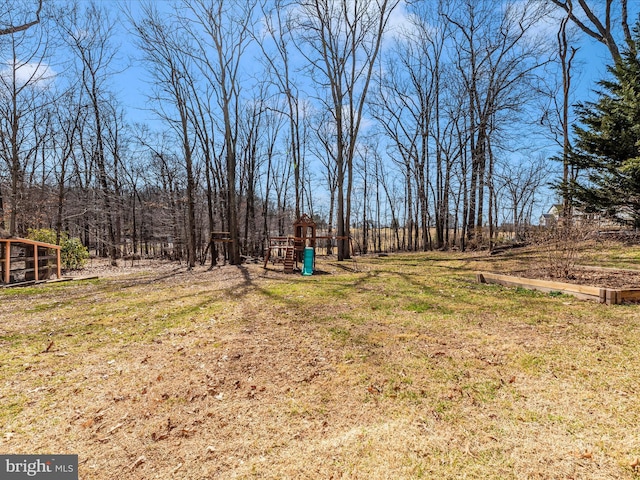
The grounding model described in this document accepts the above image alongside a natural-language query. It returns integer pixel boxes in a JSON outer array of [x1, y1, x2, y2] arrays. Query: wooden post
[[56, 247, 61, 279], [34, 244, 39, 281], [4, 240, 10, 284], [606, 289, 620, 305]]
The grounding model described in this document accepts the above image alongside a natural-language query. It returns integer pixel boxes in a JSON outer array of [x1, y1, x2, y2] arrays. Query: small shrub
[[27, 228, 89, 270], [534, 222, 594, 279], [61, 237, 89, 270], [26, 228, 57, 245]]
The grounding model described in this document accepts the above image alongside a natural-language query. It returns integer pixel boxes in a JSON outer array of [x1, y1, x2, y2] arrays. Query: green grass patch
[[2, 247, 640, 479], [328, 326, 351, 344]]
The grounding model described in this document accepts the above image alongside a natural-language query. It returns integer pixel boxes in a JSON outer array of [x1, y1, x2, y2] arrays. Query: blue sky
[[104, 0, 639, 221], [0, 0, 622, 138], [4, 0, 629, 225], [111, 1, 638, 125]]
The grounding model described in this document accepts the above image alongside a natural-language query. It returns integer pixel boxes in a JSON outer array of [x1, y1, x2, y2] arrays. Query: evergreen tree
[[566, 24, 640, 228]]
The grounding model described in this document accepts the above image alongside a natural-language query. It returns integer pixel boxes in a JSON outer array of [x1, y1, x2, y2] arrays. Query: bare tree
[[311, 109, 338, 253], [0, 3, 51, 235], [372, 2, 450, 250], [180, 0, 257, 266], [186, 84, 219, 267], [257, 99, 286, 247], [50, 88, 84, 244], [132, 128, 186, 260], [128, 2, 200, 268], [548, 0, 635, 64], [371, 55, 418, 250], [495, 155, 552, 241], [294, 0, 400, 260], [0, 0, 43, 37], [238, 96, 265, 256], [446, 0, 552, 246], [271, 150, 293, 237], [58, 1, 121, 264], [557, 13, 579, 219], [257, 0, 306, 218]]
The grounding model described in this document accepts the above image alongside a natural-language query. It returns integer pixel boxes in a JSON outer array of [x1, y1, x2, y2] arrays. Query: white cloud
[[385, 0, 417, 38], [0, 60, 56, 89]]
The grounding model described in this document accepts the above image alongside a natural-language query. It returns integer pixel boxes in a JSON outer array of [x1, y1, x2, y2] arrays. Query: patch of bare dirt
[[66, 258, 196, 279], [68, 256, 349, 281], [512, 266, 640, 289]]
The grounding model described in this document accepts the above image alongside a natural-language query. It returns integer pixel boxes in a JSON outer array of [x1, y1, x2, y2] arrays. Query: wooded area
[[0, 0, 637, 266]]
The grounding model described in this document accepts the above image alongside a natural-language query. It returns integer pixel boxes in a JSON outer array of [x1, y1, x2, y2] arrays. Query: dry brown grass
[[2, 249, 640, 479]]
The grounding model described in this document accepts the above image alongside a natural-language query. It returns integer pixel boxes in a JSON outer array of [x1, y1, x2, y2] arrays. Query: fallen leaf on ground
[[130, 456, 145, 470]]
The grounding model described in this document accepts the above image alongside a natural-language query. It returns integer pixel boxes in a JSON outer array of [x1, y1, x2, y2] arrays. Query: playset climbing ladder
[[283, 243, 295, 273], [263, 236, 296, 273]]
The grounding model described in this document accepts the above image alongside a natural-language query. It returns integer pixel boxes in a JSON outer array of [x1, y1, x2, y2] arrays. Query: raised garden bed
[[476, 271, 640, 305]]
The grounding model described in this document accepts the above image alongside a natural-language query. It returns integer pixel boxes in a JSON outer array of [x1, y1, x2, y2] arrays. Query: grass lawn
[[1, 246, 640, 479]]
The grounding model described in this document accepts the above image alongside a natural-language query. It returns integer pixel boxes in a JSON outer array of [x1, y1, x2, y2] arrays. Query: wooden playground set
[[208, 214, 351, 274], [263, 213, 317, 274], [263, 213, 353, 274]]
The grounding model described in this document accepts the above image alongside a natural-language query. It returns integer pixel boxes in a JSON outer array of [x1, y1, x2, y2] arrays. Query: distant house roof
[[539, 213, 557, 226], [547, 204, 563, 215]]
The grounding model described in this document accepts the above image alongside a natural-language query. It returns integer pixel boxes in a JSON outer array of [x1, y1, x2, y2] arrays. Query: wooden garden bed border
[[476, 272, 640, 305]]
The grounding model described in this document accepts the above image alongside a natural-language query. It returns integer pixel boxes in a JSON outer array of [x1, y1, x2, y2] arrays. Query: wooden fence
[[1, 238, 62, 285]]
